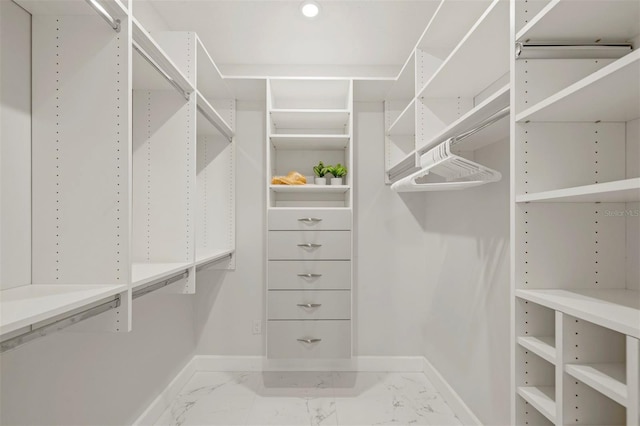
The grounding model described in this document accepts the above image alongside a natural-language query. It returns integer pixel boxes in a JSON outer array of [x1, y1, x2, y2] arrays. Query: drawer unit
[[267, 320, 351, 359], [268, 230, 351, 260], [268, 260, 351, 290], [268, 209, 351, 231], [268, 290, 350, 320]]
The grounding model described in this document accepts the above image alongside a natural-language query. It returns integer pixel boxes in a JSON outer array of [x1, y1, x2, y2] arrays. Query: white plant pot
[[315, 177, 327, 185], [331, 178, 343, 185]]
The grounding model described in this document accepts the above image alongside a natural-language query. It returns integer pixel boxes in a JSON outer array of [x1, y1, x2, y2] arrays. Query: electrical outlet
[[252, 320, 262, 335]]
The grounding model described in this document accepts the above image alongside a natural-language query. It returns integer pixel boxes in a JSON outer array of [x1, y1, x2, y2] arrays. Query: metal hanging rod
[[84, 0, 121, 33], [1, 295, 121, 353], [133, 41, 191, 101], [132, 271, 189, 300], [195, 252, 234, 272], [515, 42, 632, 59], [451, 106, 510, 146], [196, 104, 233, 142]]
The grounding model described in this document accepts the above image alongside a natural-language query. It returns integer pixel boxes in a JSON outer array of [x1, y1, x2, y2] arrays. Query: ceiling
[[143, 0, 440, 78]]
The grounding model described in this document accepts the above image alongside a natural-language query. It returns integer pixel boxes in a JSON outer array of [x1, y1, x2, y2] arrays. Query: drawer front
[[268, 260, 351, 290], [267, 320, 351, 359], [268, 290, 350, 320], [269, 209, 351, 231], [268, 231, 351, 260]]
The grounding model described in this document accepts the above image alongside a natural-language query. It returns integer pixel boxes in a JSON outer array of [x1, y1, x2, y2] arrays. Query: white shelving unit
[[384, 0, 510, 184], [512, 1, 640, 424]]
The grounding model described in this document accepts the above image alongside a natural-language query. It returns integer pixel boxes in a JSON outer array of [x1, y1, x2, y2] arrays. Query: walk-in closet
[[1, 0, 638, 425]]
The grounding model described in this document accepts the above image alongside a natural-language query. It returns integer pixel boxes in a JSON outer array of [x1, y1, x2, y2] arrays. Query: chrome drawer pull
[[297, 303, 322, 308], [298, 273, 322, 278], [297, 243, 322, 248], [298, 218, 322, 223], [297, 338, 322, 344]]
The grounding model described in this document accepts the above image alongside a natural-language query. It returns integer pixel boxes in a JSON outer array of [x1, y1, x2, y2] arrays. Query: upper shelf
[[131, 262, 191, 290], [387, 99, 416, 137], [516, 0, 640, 42], [270, 185, 350, 194], [516, 178, 640, 203], [517, 49, 640, 122], [196, 36, 233, 101], [270, 109, 350, 132], [14, 0, 127, 17], [196, 91, 234, 140], [270, 134, 350, 150], [269, 79, 351, 110], [385, 53, 415, 101], [516, 289, 640, 339], [0, 284, 127, 336], [417, 0, 509, 99], [132, 18, 194, 96]]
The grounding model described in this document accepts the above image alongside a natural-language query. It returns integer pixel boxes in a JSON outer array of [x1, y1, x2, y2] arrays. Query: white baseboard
[[132, 358, 197, 426], [133, 355, 481, 426], [421, 357, 482, 426]]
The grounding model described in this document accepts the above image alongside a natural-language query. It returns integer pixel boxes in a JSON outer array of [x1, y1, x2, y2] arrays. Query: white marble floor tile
[[246, 396, 338, 426], [257, 371, 335, 398]]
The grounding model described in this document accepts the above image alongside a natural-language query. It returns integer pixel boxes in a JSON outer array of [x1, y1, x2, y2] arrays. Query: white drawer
[[268, 290, 350, 320], [268, 261, 351, 290], [267, 320, 351, 359], [269, 209, 351, 231], [268, 231, 351, 260]]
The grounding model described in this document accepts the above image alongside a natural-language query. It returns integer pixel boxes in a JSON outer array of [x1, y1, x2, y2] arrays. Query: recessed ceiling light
[[300, 0, 320, 18]]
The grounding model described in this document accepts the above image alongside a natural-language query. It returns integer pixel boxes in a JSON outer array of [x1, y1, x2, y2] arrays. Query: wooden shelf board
[[270, 184, 350, 194], [195, 249, 235, 267], [516, 289, 640, 339], [516, 50, 640, 123], [516, 0, 640, 42], [270, 109, 350, 130], [516, 178, 640, 203], [270, 134, 350, 150], [517, 386, 556, 423], [196, 91, 233, 139], [0, 284, 127, 336], [417, 0, 509, 98], [517, 336, 556, 365], [387, 99, 416, 136], [131, 262, 191, 289], [565, 363, 627, 407]]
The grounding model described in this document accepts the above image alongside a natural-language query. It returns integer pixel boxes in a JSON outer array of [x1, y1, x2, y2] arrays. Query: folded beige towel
[[271, 171, 307, 185]]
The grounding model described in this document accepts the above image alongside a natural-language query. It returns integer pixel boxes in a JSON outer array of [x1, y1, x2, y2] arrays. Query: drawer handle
[[297, 303, 322, 308], [297, 243, 322, 248], [297, 338, 322, 344], [298, 218, 322, 223], [298, 273, 322, 278]]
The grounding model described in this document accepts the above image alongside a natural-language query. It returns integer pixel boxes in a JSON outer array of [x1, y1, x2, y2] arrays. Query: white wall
[[0, 294, 196, 425]]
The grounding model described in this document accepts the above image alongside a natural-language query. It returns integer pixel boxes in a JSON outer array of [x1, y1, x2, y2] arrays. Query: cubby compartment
[[562, 374, 626, 425], [516, 299, 556, 364], [516, 346, 557, 423]]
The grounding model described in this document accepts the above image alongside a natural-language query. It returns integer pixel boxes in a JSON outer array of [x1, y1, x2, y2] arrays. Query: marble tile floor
[[154, 371, 462, 426]]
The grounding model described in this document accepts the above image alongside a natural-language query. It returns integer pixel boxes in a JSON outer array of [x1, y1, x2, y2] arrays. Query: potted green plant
[[312, 161, 330, 185], [327, 163, 347, 185]]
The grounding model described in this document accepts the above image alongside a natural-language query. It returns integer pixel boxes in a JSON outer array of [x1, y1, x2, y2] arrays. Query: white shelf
[[132, 17, 194, 95], [269, 185, 350, 194], [270, 109, 350, 131], [195, 249, 235, 267], [517, 386, 556, 423], [565, 363, 627, 407], [131, 262, 192, 289], [196, 36, 232, 101], [270, 134, 350, 150], [417, 0, 509, 98], [15, 0, 127, 16], [516, 289, 640, 339], [385, 52, 415, 101], [196, 91, 233, 139], [516, 178, 640, 203], [516, 0, 640, 42], [387, 99, 416, 136], [517, 50, 640, 123], [0, 284, 127, 336], [517, 336, 556, 365]]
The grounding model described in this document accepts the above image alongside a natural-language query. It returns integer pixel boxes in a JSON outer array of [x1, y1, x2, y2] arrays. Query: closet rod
[[84, 0, 121, 32], [196, 253, 233, 272], [132, 271, 189, 300], [133, 41, 191, 101], [450, 106, 510, 146], [515, 42, 632, 59], [196, 105, 233, 142], [0, 295, 121, 353]]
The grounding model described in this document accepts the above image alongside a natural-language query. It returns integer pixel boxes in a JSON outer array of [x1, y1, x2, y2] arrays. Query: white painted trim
[[421, 357, 482, 426], [132, 359, 197, 426]]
